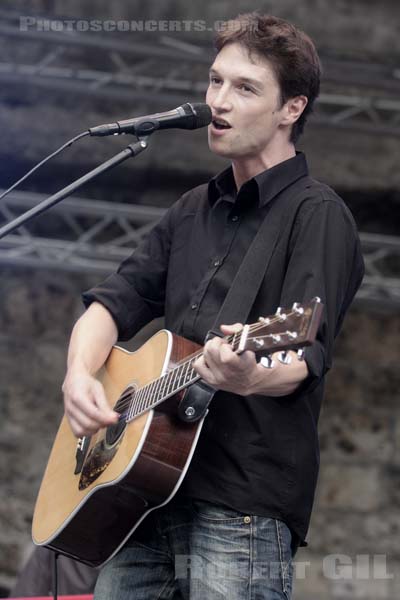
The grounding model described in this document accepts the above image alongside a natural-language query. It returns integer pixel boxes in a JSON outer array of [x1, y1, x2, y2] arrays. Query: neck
[[232, 143, 296, 190]]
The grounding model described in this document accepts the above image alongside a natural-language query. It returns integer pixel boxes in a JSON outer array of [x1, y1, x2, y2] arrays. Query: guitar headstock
[[235, 298, 323, 355]]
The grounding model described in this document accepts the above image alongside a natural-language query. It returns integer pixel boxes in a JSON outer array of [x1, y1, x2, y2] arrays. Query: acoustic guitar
[[32, 298, 322, 567]]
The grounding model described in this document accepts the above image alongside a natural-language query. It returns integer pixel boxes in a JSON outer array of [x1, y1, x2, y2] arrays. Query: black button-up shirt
[[82, 152, 364, 544]]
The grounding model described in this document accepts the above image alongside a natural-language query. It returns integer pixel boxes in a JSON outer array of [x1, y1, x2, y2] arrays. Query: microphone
[[89, 102, 212, 137]]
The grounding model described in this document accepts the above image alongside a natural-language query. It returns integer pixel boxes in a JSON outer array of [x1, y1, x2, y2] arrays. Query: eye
[[210, 75, 222, 85], [238, 83, 254, 93]]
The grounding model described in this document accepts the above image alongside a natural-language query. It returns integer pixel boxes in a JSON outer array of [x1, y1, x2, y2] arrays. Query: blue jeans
[[94, 498, 294, 599]]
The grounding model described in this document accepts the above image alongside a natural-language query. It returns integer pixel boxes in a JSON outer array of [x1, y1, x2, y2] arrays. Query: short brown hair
[[214, 13, 321, 143]]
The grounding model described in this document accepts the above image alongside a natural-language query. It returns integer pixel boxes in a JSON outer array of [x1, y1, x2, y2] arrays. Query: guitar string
[[120, 344, 304, 421], [110, 310, 304, 419], [114, 315, 287, 414], [113, 310, 304, 420]]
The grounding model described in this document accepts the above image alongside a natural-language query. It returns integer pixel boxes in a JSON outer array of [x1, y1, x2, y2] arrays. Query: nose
[[207, 83, 232, 113]]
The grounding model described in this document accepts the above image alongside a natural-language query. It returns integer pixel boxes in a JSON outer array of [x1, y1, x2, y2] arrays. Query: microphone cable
[[0, 102, 211, 203], [52, 551, 59, 600], [0, 130, 89, 202]]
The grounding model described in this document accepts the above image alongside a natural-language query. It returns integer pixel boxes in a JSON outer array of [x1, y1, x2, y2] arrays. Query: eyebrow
[[209, 68, 264, 90]]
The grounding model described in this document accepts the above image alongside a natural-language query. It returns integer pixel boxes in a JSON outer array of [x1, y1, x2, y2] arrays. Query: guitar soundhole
[[105, 385, 136, 447]]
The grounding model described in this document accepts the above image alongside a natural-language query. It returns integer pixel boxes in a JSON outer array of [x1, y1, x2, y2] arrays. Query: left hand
[[193, 324, 261, 396]]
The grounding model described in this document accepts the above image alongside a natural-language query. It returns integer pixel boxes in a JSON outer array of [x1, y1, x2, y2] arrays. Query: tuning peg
[[286, 331, 298, 340], [297, 348, 305, 361], [292, 302, 304, 316], [258, 316, 270, 325], [275, 307, 287, 322], [277, 351, 292, 365], [271, 334, 281, 344], [253, 338, 265, 349], [260, 355, 275, 369]]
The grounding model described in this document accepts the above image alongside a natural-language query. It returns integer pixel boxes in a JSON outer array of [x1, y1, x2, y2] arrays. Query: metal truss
[[0, 189, 165, 273], [358, 233, 400, 308], [0, 11, 400, 135], [0, 9, 399, 307], [1, 190, 399, 308]]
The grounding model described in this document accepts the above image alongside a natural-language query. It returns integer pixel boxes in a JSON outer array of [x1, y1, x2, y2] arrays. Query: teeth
[[213, 119, 230, 128]]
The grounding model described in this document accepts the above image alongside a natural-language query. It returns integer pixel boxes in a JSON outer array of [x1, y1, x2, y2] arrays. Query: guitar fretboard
[[122, 332, 240, 422], [114, 301, 316, 423], [125, 355, 198, 421]]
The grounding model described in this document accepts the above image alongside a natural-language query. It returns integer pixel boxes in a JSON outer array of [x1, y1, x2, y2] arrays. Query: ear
[[281, 95, 308, 126]]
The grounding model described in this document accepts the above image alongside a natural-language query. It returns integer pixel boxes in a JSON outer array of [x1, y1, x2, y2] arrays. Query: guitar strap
[[211, 175, 313, 331], [179, 175, 313, 423]]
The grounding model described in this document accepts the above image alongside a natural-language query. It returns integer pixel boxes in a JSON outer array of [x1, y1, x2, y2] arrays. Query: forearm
[[67, 301, 118, 376], [249, 351, 309, 396]]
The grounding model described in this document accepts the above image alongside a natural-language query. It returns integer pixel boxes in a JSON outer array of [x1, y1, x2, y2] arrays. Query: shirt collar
[[208, 152, 309, 209]]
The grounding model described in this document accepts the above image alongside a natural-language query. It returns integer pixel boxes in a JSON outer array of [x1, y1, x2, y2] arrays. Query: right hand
[[62, 371, 119, 437]]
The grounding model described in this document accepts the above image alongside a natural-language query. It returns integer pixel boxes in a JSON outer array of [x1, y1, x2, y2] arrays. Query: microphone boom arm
[[0, 138, 148, 240]]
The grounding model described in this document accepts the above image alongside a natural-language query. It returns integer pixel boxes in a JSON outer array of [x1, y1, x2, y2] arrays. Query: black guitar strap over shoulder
[[179, 176, 313, 424], [211, 175, 313, 331]]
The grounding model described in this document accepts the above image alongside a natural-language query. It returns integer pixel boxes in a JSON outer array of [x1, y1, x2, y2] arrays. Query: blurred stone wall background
[[0, 0, 399, 598]]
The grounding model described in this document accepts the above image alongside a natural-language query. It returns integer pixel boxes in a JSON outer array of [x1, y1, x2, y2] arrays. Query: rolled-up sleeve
[[82, 202, 176, 341], [280, 195, 364, 388]]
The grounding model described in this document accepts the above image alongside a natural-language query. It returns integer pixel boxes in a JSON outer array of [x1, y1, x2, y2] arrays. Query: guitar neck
[[123, 299, 323, 423], [125, 331, 245, 423], [125, 353, 199, 422]]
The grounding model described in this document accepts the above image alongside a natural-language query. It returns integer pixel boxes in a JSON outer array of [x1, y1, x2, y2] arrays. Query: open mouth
[[212, 118, 232, 130]]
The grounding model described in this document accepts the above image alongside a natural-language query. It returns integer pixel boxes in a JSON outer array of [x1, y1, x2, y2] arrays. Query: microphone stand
[[0, 137, 148, 240]]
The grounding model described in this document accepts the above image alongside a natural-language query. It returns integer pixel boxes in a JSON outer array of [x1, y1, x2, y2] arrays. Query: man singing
[[62, 13, 364, 599]]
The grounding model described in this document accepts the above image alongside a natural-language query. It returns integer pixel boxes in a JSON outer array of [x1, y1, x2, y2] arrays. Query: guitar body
[[32, 299, 323, 568], [32, 329, 204, 567]]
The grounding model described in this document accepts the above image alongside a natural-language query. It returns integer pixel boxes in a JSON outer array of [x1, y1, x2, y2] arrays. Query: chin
[[208, 140, 236, 159]]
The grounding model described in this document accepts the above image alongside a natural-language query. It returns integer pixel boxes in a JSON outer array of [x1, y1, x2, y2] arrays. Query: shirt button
[[191, 303, 198, 310], [231, 215, 239, 222], [214, 259, 221, 267], [244, 516, 251, 524]]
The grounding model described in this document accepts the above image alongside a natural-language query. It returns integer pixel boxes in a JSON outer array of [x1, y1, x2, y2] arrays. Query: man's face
[[206, 42, 287, 160]]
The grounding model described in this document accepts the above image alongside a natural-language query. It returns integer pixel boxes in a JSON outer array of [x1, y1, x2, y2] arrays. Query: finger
[[204, 336, 223, 352], [219, 342, 242, 366], [67, 390, 103, 423], [204, 337, 240, 369], [200, 349, 230, 386], [220, 323, 243, 334], [203, 336, 226, 364], [193, 357, 217, 387], [202, 343, 223, 372], [91, 381, 119, 424], [67, 381, 118, 426], [193, 356, 208, 377], [67, 415, 85, 438], [66, 410, 102, 437]]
